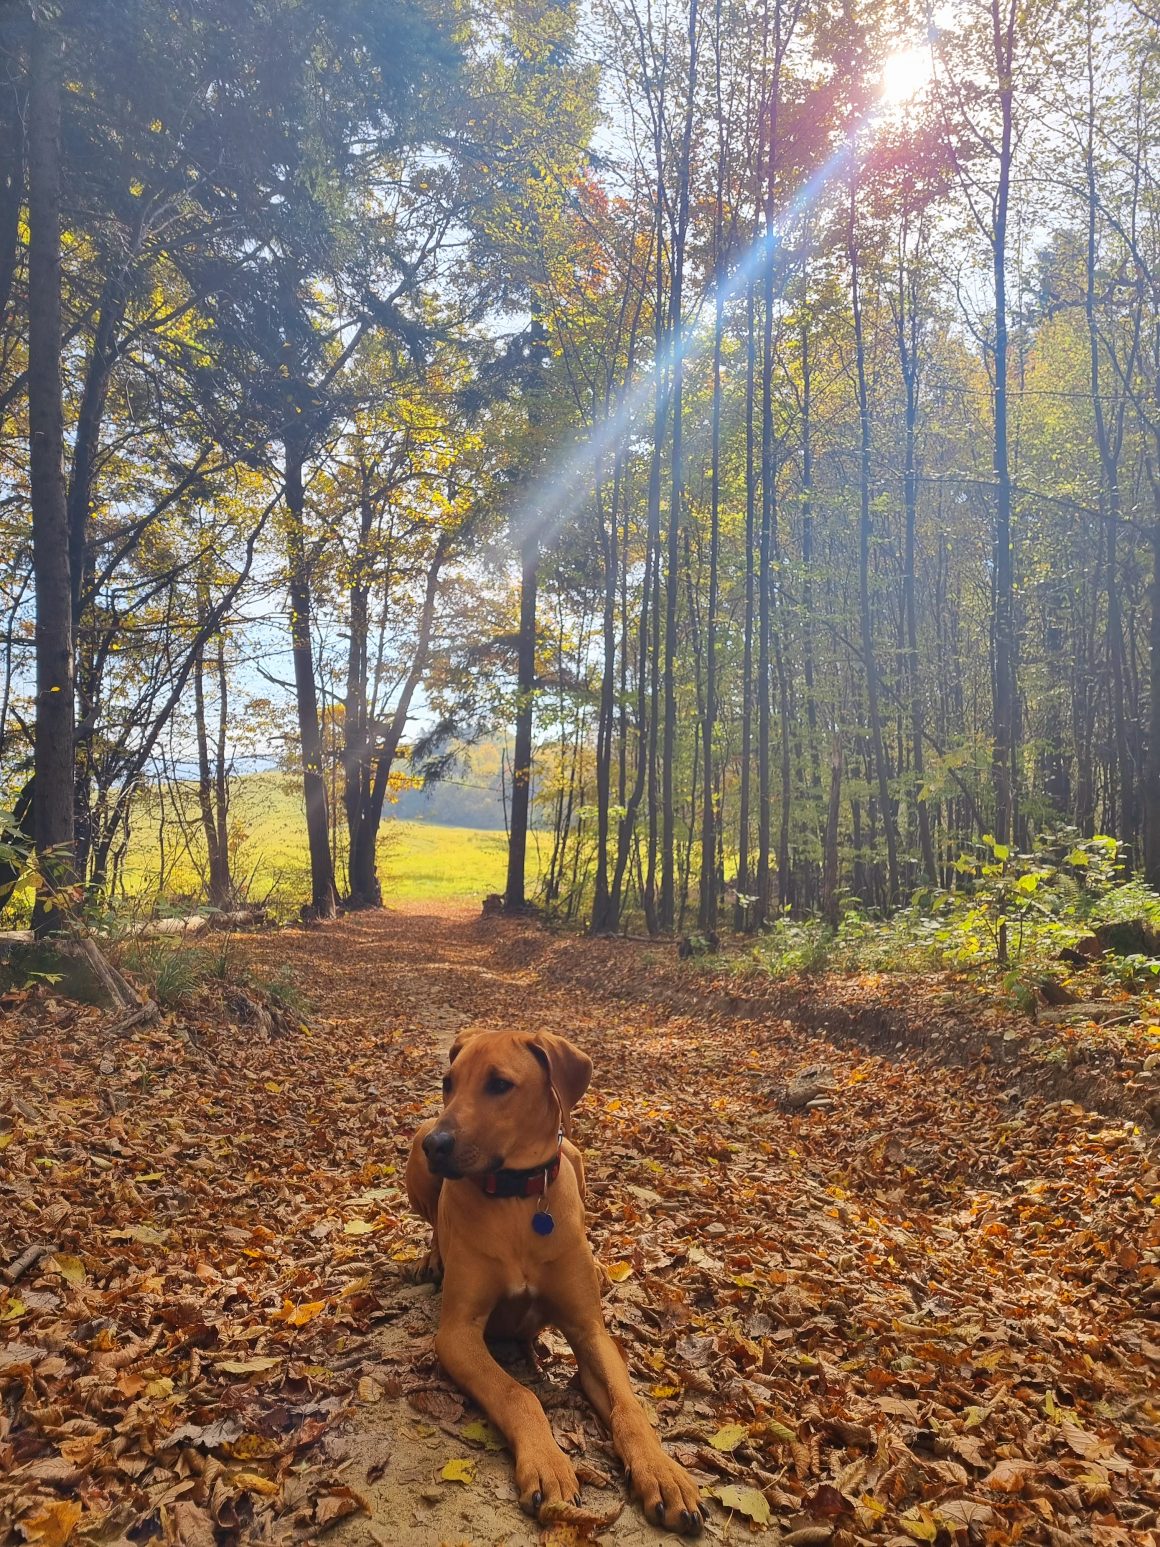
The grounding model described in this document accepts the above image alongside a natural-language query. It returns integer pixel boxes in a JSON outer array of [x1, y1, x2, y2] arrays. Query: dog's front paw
[[515, 1445, 581, 1518], [626, 1449, 705, 1536], [402, 1244, 443, 1285]]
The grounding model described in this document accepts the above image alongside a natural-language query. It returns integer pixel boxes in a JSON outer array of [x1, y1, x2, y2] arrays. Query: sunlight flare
[[879, 46, 932, 106]]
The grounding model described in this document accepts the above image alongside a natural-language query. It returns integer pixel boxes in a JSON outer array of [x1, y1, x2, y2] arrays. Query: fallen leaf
[[462, 1417, 505, 1450], [982, 1458, 1038, 1493], [606, 1261, 634, 1282], [709, 1423, 749, 1452], [271, 1297, 325, 1325], [440, 1457, 476, 1485], [19, 1500, 82, 1547], [232, 1470, 280, 1496], [42, 1253, 86, 1285], [712, 1483, 771, 1525], [217, 1356, 279, 1374]]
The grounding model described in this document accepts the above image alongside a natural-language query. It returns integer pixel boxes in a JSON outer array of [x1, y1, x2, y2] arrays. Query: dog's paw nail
[[655, 1503, 666, 1524], [531, 1491, 543, 1512], [573, 1494, 582, 1506]]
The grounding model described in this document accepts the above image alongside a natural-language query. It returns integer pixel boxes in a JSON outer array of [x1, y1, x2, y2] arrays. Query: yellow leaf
[[441, 1457, 475, 1485], [44, 1254, 85, 1285], [272, 1298, 325, 1326], [899, 1507, 939, 1541], [145, 1376, 174, 1398], [606, 1261, 633, 1282], [218, 1356, 279, 1374], [711, 1484, 770, 1524], [135, 1172, 163, 1182], [709, 1424, 748, 1452], [461, 1418, 504, 1451], [0, 1132, 14, 1149], [232, 1470, 279, 1496], [343, 1219, 376, 1236], [20, 1500, 82, 1546], [1, 1297, 26, 1322], [224, 1434, 280, 1461], [264, 1081, 282, 1094], [650, 1384, 680, 1399], [357, 1376, 382, 1403]]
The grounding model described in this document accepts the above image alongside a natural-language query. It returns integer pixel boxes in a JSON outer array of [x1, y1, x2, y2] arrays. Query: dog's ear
[[528, 1033, 592, 1115], [448, 1027, 486, 1064]]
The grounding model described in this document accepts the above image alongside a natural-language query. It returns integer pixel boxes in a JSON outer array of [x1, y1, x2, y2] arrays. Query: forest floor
[[1, 905, 1158, 1547]]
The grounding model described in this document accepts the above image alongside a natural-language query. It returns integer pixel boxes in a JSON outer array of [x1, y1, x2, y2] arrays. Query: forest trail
[[1, 908, 1157, 1545]]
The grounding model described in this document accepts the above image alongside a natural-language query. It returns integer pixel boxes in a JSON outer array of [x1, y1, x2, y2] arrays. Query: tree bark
[[1145, 502, 1160, 888], [504, 524, 538, 912], [848, 167, 899, 905], [822, 734, 842, 928], [989, 0, 1017, 846], [284, 429, 337, 920], [699, 11, 723, 934], [660, 0, 700, 934], [27, 15, 75, 928], [348, 540, 447, 907], [736, 277, 756, 925]]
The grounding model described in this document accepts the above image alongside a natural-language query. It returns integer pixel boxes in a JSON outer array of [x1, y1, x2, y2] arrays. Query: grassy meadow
[[122, 772, 542, 913]]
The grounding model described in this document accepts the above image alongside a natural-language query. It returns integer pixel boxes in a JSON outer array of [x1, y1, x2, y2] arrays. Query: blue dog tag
[[532, 1210, 555, 1236]]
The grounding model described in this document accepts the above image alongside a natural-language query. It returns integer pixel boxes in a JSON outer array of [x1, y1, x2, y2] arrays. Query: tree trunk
[[699, 29, 723, 935], [896, 257, 936, 883], [505, 524, 538, 912], [0, 68, 24, 331], [736, 277, 756, 926], [27, 16, 75, 928], [848, 170, 899, 905], [348, 542, 446, 906], [284, 430, 337, 920], [1083, 33, 1136, 866], [822, 734, 842, 929], [660, 0, 700, 934], [193, 627, 232, 910], [1144, 477, 1160, 888], [990, 0, 1017, 846], [343, 475, 376, 903]]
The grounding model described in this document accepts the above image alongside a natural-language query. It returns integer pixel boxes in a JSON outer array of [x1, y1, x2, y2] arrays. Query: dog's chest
[[485, 1281, 547, 1341]]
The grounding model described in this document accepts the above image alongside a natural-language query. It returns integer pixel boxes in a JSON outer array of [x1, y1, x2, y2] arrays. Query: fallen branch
[[3, 1242, 52, 1285]]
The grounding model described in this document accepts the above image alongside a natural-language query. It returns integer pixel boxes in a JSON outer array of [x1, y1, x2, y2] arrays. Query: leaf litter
[[1, 904, 1157, 1544]]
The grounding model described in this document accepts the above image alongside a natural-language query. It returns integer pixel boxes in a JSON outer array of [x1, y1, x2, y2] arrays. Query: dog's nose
[[423, 1128, 455, 1165]]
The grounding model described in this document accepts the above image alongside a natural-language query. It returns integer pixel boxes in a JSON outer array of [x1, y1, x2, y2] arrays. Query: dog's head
[[421, 1028, 592, 1179]]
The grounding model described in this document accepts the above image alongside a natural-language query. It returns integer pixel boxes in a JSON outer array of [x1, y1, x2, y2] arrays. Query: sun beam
[[879, 46, 932, 107]]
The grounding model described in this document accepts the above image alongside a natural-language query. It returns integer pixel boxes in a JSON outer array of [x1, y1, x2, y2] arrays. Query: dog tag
[[531, 1210, 555, 1236]]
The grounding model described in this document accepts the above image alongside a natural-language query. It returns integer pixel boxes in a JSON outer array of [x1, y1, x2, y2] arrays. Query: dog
[[405, 1026, 705, 1535]]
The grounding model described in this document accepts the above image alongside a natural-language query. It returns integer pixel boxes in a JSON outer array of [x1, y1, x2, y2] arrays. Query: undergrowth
[[738, 834, 1160, 998], [113, 937, 311, 1014]]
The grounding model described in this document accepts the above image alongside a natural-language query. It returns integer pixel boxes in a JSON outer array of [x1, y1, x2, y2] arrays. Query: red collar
[[477, 1150, 562, 1199]]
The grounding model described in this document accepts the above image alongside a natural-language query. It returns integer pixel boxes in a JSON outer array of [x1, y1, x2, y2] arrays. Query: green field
[[123, 773, 542, 911]]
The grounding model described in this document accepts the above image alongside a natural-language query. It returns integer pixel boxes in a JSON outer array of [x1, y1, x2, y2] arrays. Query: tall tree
[[26, 8, 74, 922]]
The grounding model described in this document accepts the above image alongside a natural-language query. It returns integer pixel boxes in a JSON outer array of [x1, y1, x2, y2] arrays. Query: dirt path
[[2, 907, 1157, 1546], [245, 908, 1158, 1547]]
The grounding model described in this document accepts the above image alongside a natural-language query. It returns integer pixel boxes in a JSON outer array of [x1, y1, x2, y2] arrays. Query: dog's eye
[[485, 1075, 514, 1097]]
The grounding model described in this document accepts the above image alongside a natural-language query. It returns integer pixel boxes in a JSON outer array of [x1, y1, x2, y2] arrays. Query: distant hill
[[392, 739, 509, 830]]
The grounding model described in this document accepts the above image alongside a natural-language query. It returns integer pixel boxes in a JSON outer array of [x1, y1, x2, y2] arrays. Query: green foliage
[[118, 940, 215, 1008]]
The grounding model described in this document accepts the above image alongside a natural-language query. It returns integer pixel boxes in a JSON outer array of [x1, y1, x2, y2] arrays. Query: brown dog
[[405, 1027, 704, 1535]]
